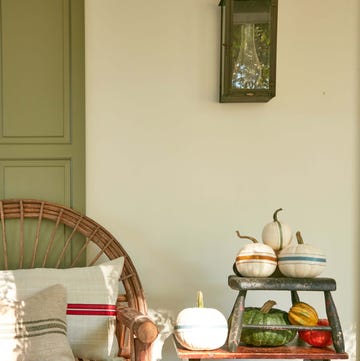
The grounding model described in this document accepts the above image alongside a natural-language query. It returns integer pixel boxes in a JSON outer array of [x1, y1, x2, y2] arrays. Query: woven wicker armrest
[[117, 307, 158, 344]]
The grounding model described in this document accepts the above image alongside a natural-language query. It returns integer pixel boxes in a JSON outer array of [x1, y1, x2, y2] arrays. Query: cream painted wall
[[85, 0, 359, 360]]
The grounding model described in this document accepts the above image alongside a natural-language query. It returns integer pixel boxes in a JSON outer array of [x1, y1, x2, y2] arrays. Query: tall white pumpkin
[[262, 208, 293, 251], [174, 291, 228, 350]]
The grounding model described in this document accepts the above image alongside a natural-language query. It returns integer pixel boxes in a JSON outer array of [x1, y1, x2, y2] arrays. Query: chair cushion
[[0, 257, 124, 361], [0, 284, 75, 361]]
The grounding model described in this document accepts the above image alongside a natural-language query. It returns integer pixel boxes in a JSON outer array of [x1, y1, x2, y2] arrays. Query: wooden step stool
[[175, 276, 349, 361]]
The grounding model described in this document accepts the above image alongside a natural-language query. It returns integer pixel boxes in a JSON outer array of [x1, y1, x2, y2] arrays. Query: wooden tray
[[174, 339, 349, 360]]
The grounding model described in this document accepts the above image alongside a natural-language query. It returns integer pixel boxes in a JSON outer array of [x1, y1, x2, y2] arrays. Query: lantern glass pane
[[231, 0, 271, 90]]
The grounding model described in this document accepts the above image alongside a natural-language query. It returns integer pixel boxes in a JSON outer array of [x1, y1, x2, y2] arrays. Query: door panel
[[0, 0, 84, 208], [0, 160, 71, 204], [0, 0, 85, 266], [1, 0, 70, 142]]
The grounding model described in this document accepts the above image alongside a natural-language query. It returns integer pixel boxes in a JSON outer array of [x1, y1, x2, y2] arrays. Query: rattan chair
[[0, 199, 158, 361]]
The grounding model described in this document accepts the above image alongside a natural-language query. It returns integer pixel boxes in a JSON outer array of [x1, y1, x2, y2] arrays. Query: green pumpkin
[[240, 300, 296, 346]]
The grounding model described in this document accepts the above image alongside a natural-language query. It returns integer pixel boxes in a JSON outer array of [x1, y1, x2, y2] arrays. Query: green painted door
[[0, 0, 85, 268], [0, 0, 85, 212]]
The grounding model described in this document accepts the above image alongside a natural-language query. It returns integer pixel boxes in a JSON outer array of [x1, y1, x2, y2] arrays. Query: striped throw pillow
[[0, 284, 74, 361], [0, 257, 124, 361]]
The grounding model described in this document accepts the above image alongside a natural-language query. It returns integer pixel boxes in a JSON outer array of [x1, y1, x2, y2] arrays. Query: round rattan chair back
[[0, 199, 148, 359], [0, 199, 147, 313]]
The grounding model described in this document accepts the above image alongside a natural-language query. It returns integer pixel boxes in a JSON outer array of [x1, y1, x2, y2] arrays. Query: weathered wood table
[[175, 341, 348, 360], [175, 276, 349, 361]]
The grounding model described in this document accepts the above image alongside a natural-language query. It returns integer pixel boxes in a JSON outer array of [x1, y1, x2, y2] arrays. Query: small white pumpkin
[[174, 291, 228, 350], [262, 208, 293, 251], [235, 232, 277, 277], [278, 231, 326, 278]]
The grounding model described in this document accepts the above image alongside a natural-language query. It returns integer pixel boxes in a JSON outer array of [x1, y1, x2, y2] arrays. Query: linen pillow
[[0, 284, 74, 361], [0, 257, 124, 361]]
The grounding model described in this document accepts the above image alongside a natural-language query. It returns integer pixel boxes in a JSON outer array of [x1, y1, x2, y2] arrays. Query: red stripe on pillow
[[67, 310, 117, 316], [68, 304, 116, 310], [67, 304, 117, 316]]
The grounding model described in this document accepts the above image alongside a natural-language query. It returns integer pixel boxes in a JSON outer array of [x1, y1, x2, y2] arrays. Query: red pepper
[[298, 319, 333, 347]]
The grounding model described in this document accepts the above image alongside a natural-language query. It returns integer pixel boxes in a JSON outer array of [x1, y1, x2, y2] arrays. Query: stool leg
[[324, 291, 345, 353], [228, 290, 247, 352]]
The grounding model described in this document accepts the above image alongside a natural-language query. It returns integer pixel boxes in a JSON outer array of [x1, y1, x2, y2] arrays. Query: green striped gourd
[[288, 302, 319, 326]]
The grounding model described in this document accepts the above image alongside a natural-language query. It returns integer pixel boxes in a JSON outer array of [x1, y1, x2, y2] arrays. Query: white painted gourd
[[174, 291, 228, 351], [235, 232, 277, 277], [262, 208, 293, 251], [278, 231, 326, 278]]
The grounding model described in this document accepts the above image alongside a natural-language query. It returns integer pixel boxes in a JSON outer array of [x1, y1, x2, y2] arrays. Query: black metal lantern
[[219, 0, 278, 102]]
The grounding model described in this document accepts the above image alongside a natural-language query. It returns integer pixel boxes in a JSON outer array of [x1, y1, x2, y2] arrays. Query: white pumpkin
[[262, 208, 293, 251], [174, 291, 228, 350], [235, 232, 277, 277], [278, 231, 326, 278]]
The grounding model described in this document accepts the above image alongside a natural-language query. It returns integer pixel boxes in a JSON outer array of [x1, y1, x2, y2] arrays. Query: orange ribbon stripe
[[236, 255, 277, 262]]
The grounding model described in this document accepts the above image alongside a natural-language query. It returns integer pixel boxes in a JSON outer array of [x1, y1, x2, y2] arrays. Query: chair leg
[[133, 338, 153, 361]]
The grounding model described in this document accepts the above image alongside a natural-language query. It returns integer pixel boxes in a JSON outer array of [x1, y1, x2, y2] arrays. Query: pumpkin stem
[[296, 231, 304, 244], [197, 290, 204, 308], [235, 231, 258, 243], [260, 300, 277, 313], [273, 208, 283, 222]]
